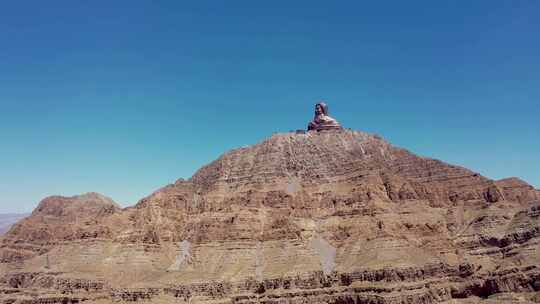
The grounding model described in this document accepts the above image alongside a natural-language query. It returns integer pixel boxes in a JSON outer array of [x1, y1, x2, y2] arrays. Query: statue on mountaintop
[[307, 102, 342, 131]]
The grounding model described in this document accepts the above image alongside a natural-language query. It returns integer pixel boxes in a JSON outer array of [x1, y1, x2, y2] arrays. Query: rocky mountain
[[0, 214, 29, 235], [0, 129, 538, 303]]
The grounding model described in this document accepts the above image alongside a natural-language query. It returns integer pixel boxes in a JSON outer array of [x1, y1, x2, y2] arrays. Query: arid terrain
[[0, 214, 28, 235], [1, 129, 538, 303]]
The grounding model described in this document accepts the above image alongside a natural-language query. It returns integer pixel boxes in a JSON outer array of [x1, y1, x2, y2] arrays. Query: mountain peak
[[184, 128, 516, 207], [1, 127, 539, 303], [33, 192, 120, 217]]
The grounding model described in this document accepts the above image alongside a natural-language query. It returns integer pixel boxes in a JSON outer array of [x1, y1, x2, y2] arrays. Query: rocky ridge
[[0, 214, 29, 235], [0, 129, 538, 303]]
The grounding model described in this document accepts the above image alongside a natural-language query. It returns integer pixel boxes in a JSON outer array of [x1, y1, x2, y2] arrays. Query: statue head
[[315, 102, 329, 116]]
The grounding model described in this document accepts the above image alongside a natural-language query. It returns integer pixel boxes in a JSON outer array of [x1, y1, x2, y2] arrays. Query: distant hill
[[0, 213, 29, 235]]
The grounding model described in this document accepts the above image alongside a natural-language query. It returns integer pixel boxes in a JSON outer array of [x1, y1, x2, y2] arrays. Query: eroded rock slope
[[1, 130, 538, 303]]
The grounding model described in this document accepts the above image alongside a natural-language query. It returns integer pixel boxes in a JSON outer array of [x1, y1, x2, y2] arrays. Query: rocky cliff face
[[0, 193, 120, 263], [0, 130, 538, 304]]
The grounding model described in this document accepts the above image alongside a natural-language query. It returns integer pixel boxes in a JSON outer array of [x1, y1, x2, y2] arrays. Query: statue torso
[[308, 114, 342, 131]]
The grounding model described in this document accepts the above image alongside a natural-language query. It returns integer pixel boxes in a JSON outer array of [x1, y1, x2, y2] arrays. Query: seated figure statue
[[307, 102, 342, 131]]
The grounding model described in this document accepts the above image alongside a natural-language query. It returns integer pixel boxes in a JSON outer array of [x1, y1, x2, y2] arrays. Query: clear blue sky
[[1, 1, 539, 213]]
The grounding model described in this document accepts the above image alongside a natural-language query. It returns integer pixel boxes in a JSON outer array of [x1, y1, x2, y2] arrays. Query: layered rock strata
[[0, 130, 538, 303]]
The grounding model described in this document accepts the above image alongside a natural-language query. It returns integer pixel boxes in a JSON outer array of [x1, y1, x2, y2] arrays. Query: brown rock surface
[[0, 214, 29, 235], [0, 129, 538, 303]]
